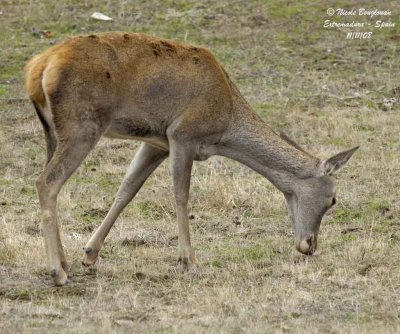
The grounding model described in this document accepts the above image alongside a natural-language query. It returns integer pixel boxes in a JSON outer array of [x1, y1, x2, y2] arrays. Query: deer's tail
[[25, 52, 57, 164]]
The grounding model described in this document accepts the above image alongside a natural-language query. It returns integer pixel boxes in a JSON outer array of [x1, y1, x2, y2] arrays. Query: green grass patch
[[73, 207, 108, 233], [329, 207, 362, 224], [215, 242, 275, 263], [0, 85, 9, 96], [0, 244, 17, 267], [134, 200, 168, 220], [1, 286, 86, 301], [321, 137, 350, 147], [20, 184, 36, 196]]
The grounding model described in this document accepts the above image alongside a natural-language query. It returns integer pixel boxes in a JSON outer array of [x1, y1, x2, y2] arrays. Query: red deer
[[25, 32, 358, 285]]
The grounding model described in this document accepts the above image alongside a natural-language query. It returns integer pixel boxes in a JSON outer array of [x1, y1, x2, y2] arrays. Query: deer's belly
[[104, 118, 169, 151]]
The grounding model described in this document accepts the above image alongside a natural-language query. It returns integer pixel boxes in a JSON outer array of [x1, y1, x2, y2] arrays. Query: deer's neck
[[217, 92, 320, 193]]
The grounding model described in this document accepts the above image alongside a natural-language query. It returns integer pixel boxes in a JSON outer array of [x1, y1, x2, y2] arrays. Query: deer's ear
[[320, 146, 359, 176]]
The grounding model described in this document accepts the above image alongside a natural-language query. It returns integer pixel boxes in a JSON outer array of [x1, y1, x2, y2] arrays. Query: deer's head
[[284, 146, 359, 255]]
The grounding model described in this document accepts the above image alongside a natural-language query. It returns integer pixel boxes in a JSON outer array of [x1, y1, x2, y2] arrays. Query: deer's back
[[26, 32, 234, 143]]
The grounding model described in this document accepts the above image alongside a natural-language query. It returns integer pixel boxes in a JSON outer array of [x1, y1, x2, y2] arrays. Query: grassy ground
[[1, 0, 399, 333]]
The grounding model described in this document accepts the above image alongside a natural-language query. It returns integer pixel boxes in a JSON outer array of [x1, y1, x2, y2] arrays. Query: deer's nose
[[296, 234, 317, 255]]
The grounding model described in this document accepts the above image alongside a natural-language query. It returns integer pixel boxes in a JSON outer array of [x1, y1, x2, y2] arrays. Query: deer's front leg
[[169, 139, 196, 270]]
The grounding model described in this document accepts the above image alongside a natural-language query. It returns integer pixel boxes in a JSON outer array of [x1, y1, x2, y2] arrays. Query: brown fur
[[26, 32, 358, 285]]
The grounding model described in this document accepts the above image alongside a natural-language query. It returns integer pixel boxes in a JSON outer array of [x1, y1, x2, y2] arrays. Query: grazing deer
[[25, 32, 358, 285]]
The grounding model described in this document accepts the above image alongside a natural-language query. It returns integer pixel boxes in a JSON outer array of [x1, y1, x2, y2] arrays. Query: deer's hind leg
[[82, 143, 168, 266], [36, 114, 107, 285]]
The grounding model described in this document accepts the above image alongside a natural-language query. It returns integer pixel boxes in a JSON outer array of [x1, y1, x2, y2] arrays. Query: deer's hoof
[[82, 247, 99, 266], [50, 268, 68, 286], [177, 255, 196, 272]]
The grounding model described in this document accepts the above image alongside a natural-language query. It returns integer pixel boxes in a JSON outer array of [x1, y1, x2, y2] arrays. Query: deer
[[25, 32, 358, 286]]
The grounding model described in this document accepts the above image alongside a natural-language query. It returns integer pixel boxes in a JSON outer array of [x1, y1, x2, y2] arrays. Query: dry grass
[[1, 0, 400, 333]]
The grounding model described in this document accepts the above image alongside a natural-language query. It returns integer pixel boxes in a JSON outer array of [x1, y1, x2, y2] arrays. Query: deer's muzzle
[[296, 234, 317, 255]]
